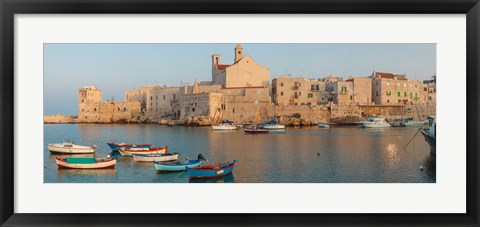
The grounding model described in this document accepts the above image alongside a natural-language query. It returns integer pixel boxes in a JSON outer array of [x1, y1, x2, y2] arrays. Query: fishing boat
[[259, 120, 286, 130], [118, 146, 167, 157], [244, 127, 269, 134], [390, 119, 406, 127], [187, 160, 237, 179], [211, 120, 238, 130], [318, 123, 330, 129], [420, 116, 436, 154], [48, 141, 96, 154], [154, 154, 206, 172], [56, 157, 116, 169], [107, 142, 151, 151], [357, 117, 391, 128], [132, 152, 179, 162]]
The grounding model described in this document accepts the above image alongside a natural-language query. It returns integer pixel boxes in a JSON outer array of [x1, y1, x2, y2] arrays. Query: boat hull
[[119, 147, 166, 157], [56, 158, 116, 169], [244, 129, 269, 134], [48, 144, 95, 154], [154, 160, 203, 172], [358, 123, 391, 128], [212, 125, 237, 130], [318, 124, 330, 129], [132, 153, 179, 162], [262, 124, 286, 129], [187, 161, 236, 179], [420, 129, 436, 154], [107, 142, 151, 151]]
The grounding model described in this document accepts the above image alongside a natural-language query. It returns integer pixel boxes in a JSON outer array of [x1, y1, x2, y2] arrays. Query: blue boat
[[153, 154, 206, 173], [187, 160, 237, 179], [106, 142, 151, 151]]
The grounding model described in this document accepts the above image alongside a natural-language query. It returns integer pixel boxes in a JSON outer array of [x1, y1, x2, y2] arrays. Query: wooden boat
[[48, 142, 95, 154], [132, 152, 179, 162], [56, 157, 116, 169], [259, 119, 285, 130], [187, 160, 237, 179], [118, 146, 167, 157], [211, 121, 238, 130], [107, 142, 151, 151], [154, 154, 206, 173], [244, 127, 269, 134]]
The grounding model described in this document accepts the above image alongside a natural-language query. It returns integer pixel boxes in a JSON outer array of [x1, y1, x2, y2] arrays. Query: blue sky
[[44, 43, 436, 115]]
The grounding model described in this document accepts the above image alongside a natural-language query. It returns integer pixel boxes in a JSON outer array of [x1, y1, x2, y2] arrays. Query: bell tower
[[234, 44, 243, 63]]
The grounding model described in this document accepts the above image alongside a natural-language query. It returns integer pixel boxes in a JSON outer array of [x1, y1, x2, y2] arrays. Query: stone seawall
[[44, 115, 77, 124]]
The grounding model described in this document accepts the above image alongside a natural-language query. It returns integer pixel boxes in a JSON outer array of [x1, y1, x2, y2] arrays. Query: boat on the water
[[56, 157, 116, 169], [357, 117, 391, 128], [211, 120, 238, 130], [107, 142, 151, 151], [390, 119, 406, 127], [420, 116, 436, 154], [244, 126, 269, 134], [187, 160, 237, 179], [403, 119, 428, 127], [259, 120, 285, 130], [48, 142, 96, 154], [132, 152, 179, 162], [318, 123, 330, 129], [118, 146, 167, 157], [154, 154, 206, 173]]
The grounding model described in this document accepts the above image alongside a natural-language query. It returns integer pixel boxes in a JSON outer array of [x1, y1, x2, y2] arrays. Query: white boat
[[262, 124, 286, 130], [404, 120, 428, 127], [118, 147, 167, 157], [357, 117, 391, 128], [420, 116, 436, 154], [48, 142, 95, 154], [132, 153, 179, 162], [318, 123, 330, 129], [211, 123, 238, 130]]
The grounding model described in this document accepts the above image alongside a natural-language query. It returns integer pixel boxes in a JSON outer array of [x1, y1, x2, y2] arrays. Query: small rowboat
[[187, 160, 237, 179], [118, 146, 167, 157], [56, 157, 116, 169], [244, 128, 269, 134], [48, 142, 95, 154], [132, 152, 179, 162], [154, 154, 206, 173], [107, 142, 151, 151], [318, 123, 330, 129]]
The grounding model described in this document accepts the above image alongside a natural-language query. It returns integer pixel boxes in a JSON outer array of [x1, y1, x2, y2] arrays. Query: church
[[211, 44, 270, 88]]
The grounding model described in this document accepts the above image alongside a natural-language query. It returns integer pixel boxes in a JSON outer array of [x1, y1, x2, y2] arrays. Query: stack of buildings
[[74, 44, 436, 124]]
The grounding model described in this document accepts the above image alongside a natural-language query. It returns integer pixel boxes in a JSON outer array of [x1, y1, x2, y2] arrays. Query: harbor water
[[44, 124, 435, 183]]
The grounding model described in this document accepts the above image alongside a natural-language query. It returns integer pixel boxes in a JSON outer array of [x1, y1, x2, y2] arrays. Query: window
[[397, 83, 400, 87], [404, 83, 406, 87], [280, 92, 284, 96], [124, 108, 127, 111], [350, 95, 353, 100], [192, 108, 195, 112], [397, 92, 401, 97], [81, 108, 84, 112], [308, 93, 313, 98], [423, 87, 427, 92], [387, 82, 390, 86], [386, 91, 391, 96], [280, 82, 283, 87], [376, 91, 379, 97], [156, 95, 158, 100], [387, 99, 390, 103], [404, 92, 407, 97], [82, 99, 84, 103], [173, 94, 176, 101], [94, 108, 97, 112], [415, 93, 418, 98], [410, 92, 412, 99], [150, 96, 153, 101], [118, 107, 120, 111], [410, 84, 412, 88], [163, 95, 165, 100], [233, 108, 235, 113], [195, 102, 197, 107], [299, 92, 302, 96]]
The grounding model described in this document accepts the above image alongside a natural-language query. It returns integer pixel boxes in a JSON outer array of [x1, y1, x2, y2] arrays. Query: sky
[[44, 43, 436, 115]]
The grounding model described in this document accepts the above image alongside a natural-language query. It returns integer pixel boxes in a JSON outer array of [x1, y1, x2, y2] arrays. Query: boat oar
[[403, 128, 421, 151]]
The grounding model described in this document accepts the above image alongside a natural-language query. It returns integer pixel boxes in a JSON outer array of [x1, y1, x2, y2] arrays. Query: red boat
[[244, 127, 269, 134]]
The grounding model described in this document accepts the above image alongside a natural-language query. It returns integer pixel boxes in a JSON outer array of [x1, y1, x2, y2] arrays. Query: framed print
[[1, 0, 479, 226]]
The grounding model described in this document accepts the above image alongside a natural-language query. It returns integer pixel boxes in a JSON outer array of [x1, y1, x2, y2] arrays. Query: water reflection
[[44, 124, 435, 183]]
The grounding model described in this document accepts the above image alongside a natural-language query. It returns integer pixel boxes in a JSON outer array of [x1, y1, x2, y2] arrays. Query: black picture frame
[[1, 0, 479, 226]]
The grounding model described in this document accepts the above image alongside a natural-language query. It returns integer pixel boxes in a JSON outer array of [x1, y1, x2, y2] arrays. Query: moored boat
[[56, 157, 116, 169], [118, 146, 167, 157], [211, 121, 238, 130], [357, 117, 391, 128], [318, 123, 330, 129], [48, 142, 96, 154], [244, 127, 269, 134], [187, 160, 237, 179], [420, 116, 436, 154], [154, 154, 206, 173], [132, 152, 179, 162], [404, 119, 428, 127], [107, 142, 151, 151], [259, 120, 286, 130]]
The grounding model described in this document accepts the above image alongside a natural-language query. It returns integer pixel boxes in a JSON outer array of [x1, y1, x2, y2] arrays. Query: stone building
[[272, 75, 328, 106], [78, 86, 141, 123], [370, 71, 432, 105], [212, 44, 270, 88], [125, 86, 181, 120]]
